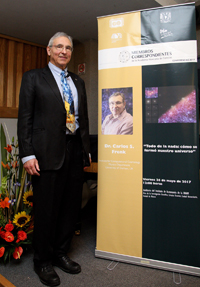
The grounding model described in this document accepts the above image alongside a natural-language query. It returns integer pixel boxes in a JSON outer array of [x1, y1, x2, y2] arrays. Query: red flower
[[12, 161, 18, 169], [0, 197, 10, 208], [4, 144, 12, 153], [6, 164, 10, 170], [1, 161, 10, 170], [0, 228, 5, 239], [4, 231, 14, 242], [0, 247, 5, 258], [13, 246, 23, 259], [1, 161, 6, 168], [4, 223, 14, 232], [16, 230, 27, 243]]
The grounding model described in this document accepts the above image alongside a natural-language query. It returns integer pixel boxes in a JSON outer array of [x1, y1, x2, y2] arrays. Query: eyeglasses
[[109, 101, 123, 106], [51, 44, 73, 52]]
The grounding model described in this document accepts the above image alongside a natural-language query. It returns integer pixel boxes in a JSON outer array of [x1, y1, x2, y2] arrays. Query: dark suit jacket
[[17, 65, 90, 170]]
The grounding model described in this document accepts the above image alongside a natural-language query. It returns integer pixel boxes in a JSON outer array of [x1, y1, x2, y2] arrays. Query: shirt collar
[[48, 62, 68, 76]]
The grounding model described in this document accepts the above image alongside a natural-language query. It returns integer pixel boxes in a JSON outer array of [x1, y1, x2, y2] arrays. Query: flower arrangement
[[0, 124, 33, 263]]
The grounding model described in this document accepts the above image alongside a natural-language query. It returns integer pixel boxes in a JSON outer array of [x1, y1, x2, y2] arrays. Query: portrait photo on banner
[[101, 87, 133, 135]]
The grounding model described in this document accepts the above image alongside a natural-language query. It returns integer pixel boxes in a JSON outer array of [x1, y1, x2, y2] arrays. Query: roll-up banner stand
[[96, 3, 200, 276]]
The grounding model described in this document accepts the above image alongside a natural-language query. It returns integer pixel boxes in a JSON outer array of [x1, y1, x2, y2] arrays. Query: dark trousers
[[32, 133, 84, 266]]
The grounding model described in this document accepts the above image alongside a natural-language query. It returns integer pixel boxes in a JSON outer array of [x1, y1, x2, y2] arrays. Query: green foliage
[[0, 124, 7, 178]]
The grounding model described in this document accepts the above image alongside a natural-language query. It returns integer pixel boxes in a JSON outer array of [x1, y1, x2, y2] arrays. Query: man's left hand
[[84, 157, 92, 171]]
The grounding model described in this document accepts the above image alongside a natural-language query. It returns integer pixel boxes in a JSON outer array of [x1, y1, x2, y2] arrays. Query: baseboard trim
[[0, 274, 15, 287]]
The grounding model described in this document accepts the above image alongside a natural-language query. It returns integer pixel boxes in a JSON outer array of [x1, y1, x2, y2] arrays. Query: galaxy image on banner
[[145, 86, 196, 124]]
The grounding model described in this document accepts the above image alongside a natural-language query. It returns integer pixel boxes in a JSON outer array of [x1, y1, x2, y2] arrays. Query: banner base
[[95, 249, 200, 277]]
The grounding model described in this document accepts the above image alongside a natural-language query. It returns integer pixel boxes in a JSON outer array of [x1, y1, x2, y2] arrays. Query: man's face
[[109, 95, 126, 118], [47, 36, 72, 70]]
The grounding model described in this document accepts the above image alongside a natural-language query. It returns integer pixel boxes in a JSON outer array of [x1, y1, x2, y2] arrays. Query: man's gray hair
[[109, 92, 125, 102], [48, 32, 73, 48]]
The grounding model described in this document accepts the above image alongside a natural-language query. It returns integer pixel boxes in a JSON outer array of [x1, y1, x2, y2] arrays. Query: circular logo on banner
[[119, 51, 130, 63]]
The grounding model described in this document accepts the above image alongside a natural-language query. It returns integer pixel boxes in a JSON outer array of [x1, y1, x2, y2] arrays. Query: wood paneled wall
[[0, 34, 48, 118]]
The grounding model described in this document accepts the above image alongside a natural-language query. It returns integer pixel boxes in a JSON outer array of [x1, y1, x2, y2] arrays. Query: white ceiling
[[0, 0, 197, 46]]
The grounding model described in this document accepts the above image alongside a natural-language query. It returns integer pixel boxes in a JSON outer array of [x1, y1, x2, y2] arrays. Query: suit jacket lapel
[[42, 66, 64, 108]]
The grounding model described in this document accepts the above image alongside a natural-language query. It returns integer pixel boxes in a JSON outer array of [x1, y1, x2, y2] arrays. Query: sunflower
[[13, 211, 31, 228], [23, 190, 33, 207]]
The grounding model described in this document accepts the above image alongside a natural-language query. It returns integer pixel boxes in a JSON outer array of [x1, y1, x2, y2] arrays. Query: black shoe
[[53, 256, 81, 274], [34, 264, 60, 286]]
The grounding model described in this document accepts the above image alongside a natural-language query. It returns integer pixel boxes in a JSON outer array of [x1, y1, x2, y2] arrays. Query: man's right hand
[[24, 159, 40, 176]]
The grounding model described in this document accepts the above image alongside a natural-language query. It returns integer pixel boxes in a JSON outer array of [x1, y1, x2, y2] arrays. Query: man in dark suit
[[18, 32, 91, 287]]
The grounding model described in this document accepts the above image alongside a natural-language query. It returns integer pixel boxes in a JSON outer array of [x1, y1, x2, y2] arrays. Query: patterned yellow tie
[[61, 71, 76, 133]]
